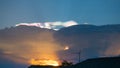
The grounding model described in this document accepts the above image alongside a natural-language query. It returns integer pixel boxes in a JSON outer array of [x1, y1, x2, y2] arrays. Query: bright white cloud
[[16, 23, 41, 27], [62, 21, 78, 27], [15, 21, 78, 30]]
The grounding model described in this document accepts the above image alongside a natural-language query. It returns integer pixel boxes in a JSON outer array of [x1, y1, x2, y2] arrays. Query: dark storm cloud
[[0, 24, 120, 68], [54, 25, 120, 61]]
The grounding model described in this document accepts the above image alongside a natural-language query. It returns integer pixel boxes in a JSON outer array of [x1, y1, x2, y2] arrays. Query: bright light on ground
[[30, 59, 60, 66]]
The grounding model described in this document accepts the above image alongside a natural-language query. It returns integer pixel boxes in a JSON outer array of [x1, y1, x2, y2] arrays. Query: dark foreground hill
[[75, 57, 120, 68], [28, 57, 120, 68]]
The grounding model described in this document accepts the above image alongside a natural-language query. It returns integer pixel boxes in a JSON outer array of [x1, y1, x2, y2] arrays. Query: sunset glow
[[30, 59, 60, 66]]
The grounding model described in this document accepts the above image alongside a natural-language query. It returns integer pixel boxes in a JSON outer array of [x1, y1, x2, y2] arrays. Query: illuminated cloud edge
[[15, 21, 78, 30]]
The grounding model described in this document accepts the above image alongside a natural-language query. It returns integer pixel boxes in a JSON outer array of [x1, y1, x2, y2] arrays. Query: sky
[[0, 0, 120, 29], [0, 0, 120, 68]]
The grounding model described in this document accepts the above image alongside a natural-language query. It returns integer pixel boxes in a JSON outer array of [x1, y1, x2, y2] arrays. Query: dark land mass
[[28, 57, 120, 68]]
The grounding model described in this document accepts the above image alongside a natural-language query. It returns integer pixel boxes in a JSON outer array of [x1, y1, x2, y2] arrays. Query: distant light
[[64, 46, 69, 50]]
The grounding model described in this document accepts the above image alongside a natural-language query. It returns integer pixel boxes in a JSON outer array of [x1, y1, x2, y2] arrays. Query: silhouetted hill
[[28, 57, 120, 68], [75, 57, 120, 68]]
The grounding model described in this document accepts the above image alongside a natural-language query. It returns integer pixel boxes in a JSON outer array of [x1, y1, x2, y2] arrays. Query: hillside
[[28, 57, 120, 68], [75, 57, 120, 68]]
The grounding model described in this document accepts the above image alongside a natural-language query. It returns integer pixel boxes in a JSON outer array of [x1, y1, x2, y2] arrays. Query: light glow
[[30, 59, 60, 66], [64, 46, 69, 50], [15, 21, 78, 30]]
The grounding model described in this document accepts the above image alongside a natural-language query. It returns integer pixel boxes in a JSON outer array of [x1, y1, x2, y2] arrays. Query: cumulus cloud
[[15, 21, 78, 30]]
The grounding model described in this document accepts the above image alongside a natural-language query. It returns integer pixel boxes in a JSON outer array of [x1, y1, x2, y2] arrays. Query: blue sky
[[0, 0, 120, 29]]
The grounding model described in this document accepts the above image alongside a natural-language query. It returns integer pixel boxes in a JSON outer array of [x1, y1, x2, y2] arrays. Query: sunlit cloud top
[[15, 21, 78, 30]]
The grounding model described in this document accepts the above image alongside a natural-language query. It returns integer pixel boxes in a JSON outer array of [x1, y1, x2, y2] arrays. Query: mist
[[0, 26, 62, 65]]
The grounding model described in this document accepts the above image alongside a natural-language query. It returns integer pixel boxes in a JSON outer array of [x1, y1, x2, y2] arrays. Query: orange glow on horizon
[[30, 59, 60, 66]]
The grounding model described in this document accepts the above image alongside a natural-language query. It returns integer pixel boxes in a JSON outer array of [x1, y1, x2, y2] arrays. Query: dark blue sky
[[0, 0, 120, 29]]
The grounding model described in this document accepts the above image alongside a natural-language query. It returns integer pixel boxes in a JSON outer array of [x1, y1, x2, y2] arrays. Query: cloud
[[15, 21, 78, 30], [103, 34, 120, 56], [0, 28, 63, 65], [1, 24, 120, 67]]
